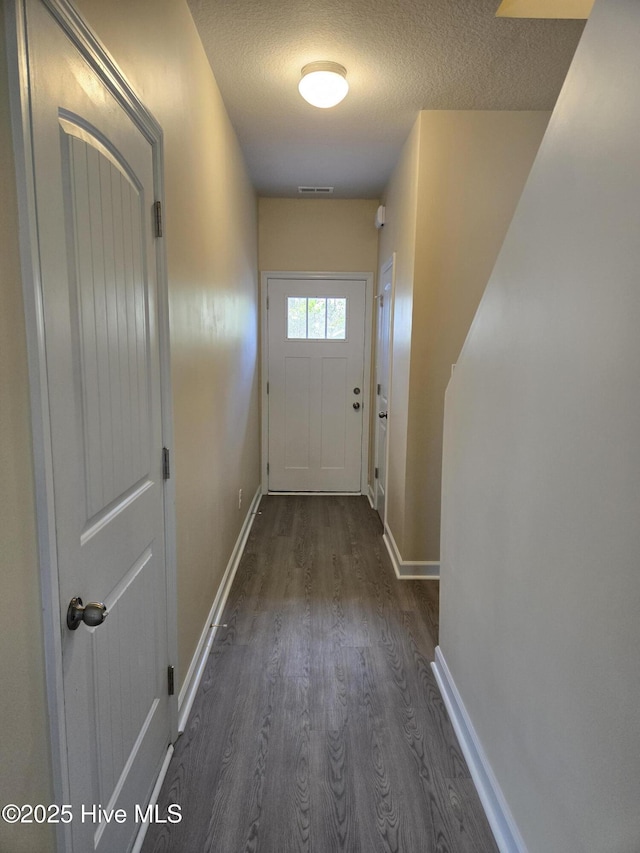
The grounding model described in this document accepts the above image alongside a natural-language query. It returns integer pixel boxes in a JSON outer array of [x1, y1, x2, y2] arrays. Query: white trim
[[152, 92, 179, 745], [367, 484, 376, 509], [383, 524, 440, 579], [6, 5, 71, 848], [260, 270, 374, 496], [382, 255, 396, 531], [177, 486, 262, 732], [260, 274, 269, 495], [130, 744, 174, 853], [431, 647, 528, 853], [6, 3, 178, 849], [373, 254, 396, 519]]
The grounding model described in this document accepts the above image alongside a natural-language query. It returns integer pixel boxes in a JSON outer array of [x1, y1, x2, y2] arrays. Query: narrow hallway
[[143, 496, 497, 852]]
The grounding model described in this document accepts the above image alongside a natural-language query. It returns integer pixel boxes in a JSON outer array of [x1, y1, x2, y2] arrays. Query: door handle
[[67, 596, 108, 630], [378, 411, 388, 419], [353, 402, 361, 410]]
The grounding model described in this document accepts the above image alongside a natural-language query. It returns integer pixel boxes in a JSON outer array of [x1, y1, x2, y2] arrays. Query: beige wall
[[407, 110, 549, 560], [74, 0, 260, 686], [380, 110, 548, 561], [258, 198, 379, 272], [0, 9, 54, 852], [440, 0, 640, 848], [1, 4, 259, 848], [259, 197, 380, 484]]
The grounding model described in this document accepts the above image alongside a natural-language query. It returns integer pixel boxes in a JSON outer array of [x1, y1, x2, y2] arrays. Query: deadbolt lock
[[353, 387, 361, 395]]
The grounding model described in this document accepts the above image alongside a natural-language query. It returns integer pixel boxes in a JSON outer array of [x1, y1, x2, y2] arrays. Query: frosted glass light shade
[[298, 62, 349, 109]]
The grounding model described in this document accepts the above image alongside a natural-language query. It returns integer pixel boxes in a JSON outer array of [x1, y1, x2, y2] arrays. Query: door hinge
[[266, 381, 269, 394], [154, 200, 163, 238], [375, 467, 379, 479], [267, 462, 270, 475], [167, 665, 175, 696], [380, 294, 384, 308], [162, 447, 170, 480], [266, 295, 269, 309], [377, 383, 381, 395]]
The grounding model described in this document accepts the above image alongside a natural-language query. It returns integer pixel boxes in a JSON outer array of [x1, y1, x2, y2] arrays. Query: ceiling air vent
[[298, 186, 334, 196]]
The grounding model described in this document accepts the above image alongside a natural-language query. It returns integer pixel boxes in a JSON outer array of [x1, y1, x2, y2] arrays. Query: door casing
[[261, 271, 374, 495], [5, 2, 178, 849], [373, 254, 396, 524]]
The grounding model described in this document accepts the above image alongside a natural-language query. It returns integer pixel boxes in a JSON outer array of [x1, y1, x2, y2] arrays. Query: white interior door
[[22, 2, 171, 850], [267, 278, 366, 491], [374, 259, 393, 523]]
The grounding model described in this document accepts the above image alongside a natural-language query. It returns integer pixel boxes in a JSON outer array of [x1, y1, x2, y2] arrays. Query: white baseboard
[[131, 744, 174, 853], [431, 646, 527, 853], [383, 524, 440, 579], [177, 485, 262, 732]]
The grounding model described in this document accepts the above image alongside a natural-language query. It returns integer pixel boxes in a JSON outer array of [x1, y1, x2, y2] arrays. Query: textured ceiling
[[187, 0, 585, 198]]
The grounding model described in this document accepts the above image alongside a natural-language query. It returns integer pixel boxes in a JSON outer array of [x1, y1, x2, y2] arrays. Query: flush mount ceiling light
[[298, 61, 349, 109]]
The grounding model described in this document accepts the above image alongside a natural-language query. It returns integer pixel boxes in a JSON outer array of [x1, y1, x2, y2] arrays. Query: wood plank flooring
[[142, 495, 498, 853]]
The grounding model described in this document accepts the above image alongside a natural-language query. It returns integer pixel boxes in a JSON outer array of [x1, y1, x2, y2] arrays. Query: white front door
[[18, 2, 172, 850], [267, 277, 366, 491], [374, 258, 393, 523]]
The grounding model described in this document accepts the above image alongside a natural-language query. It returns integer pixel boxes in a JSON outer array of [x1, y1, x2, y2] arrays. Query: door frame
[[372, 254, 396, 524], [261, 271, 374, 495], [5, 2, 178, 849]]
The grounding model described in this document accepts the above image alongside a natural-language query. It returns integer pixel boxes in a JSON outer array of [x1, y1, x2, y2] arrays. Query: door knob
[[353, 402, 361, 410], [378, 411, 388, 419], [67, 596, 108, 630]]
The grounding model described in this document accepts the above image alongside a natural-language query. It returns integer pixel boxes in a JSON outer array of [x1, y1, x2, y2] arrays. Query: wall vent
[[298, 186, 334, 195]]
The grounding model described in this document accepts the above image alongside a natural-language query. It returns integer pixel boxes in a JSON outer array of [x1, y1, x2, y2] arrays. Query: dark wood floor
[[143, 495, 498, 853]]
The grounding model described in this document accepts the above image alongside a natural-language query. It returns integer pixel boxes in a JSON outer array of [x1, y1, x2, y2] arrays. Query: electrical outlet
[[238, 488, 242, 510]]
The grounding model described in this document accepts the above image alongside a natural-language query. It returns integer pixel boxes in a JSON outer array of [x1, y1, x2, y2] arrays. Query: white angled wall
[[440, 0, 640, 850]]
